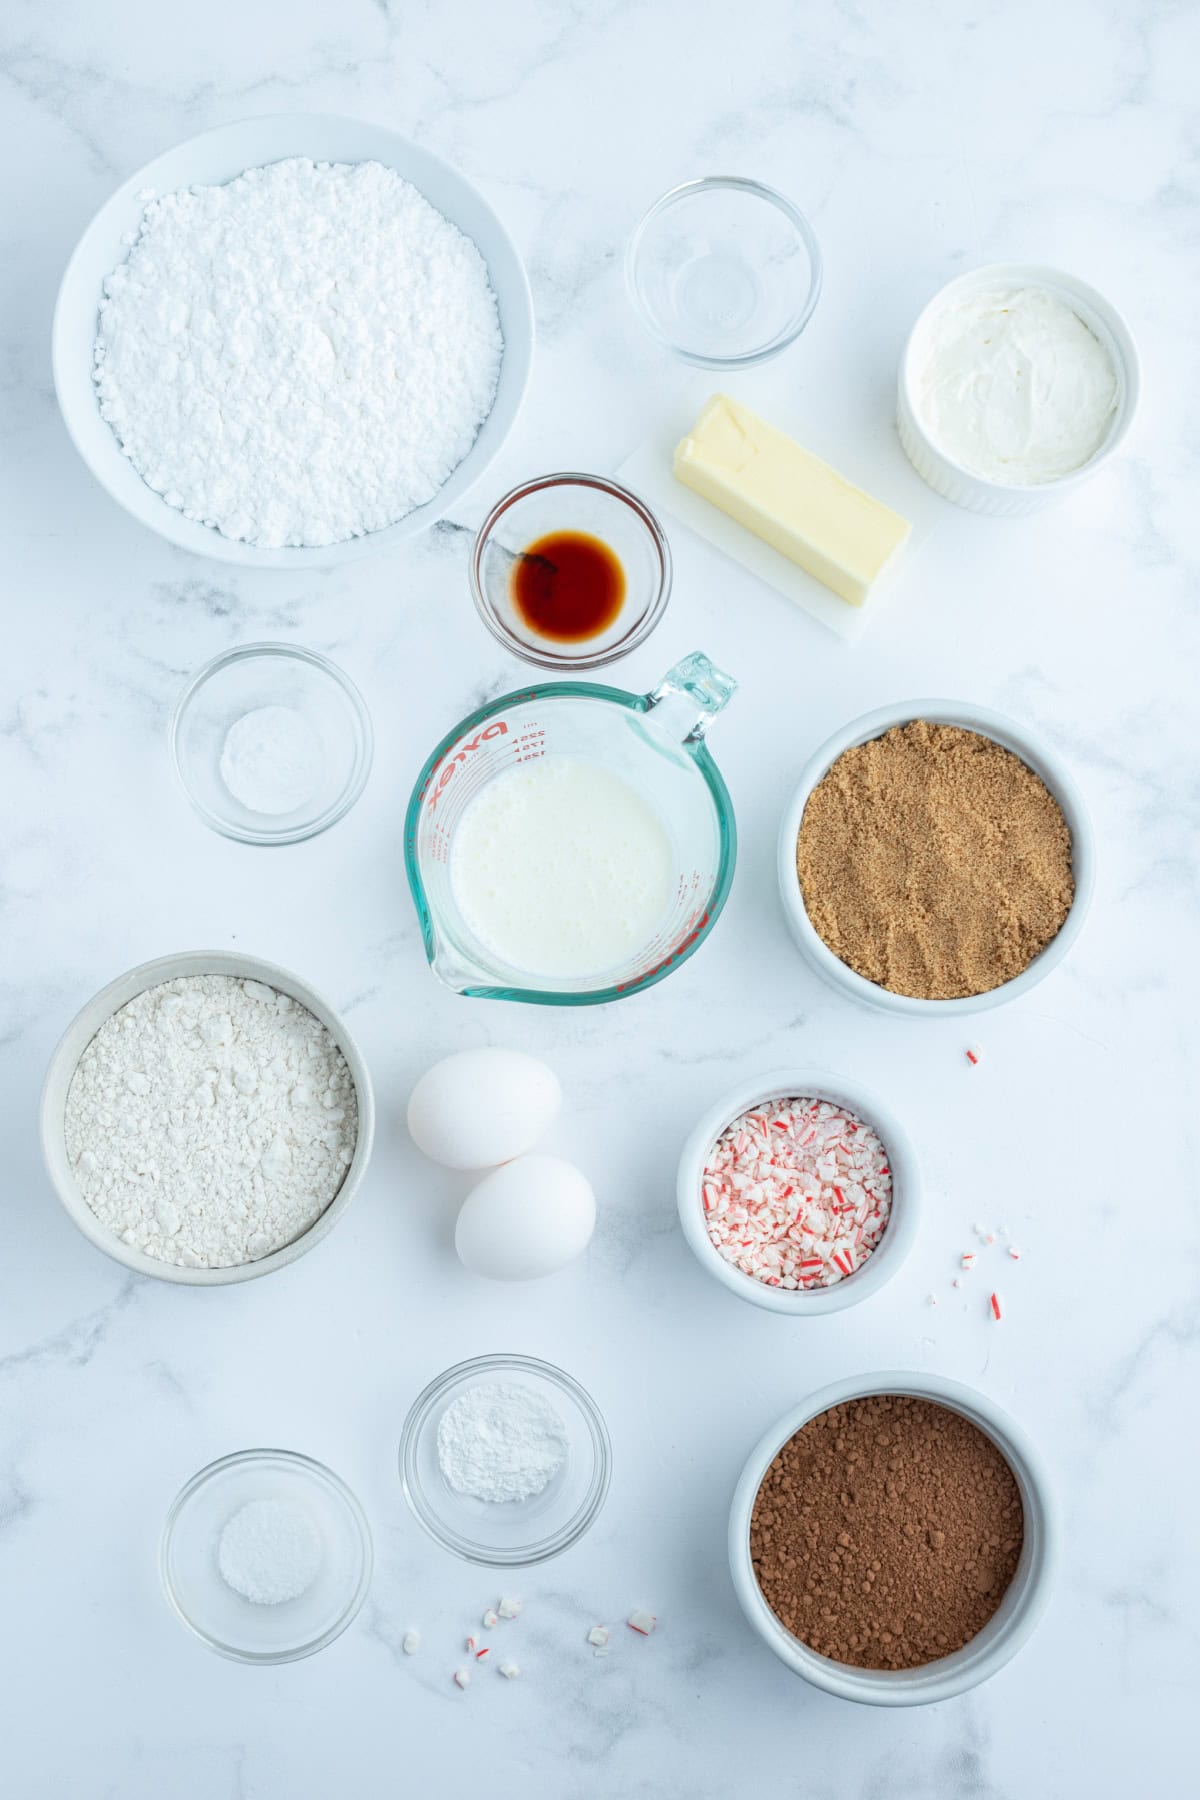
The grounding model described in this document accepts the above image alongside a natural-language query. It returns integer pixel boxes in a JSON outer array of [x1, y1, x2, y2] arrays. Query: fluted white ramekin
[[898, 262, 1140, 516], [729, 1371, 1057, 1705]]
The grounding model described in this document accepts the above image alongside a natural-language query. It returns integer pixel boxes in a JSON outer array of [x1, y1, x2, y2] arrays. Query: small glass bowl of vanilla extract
[[470, 473, 672, 671]]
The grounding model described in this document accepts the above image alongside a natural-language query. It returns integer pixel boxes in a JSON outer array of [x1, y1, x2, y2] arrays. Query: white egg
[[407, 1048, 561, 1171], [455, 1154, 595, 1281]]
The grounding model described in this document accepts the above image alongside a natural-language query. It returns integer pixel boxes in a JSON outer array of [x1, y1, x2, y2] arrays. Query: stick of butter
[[673, 394, 911, 607]]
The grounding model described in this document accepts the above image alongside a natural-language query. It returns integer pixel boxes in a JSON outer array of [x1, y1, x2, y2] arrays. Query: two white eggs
[[407, 1048, 595, 1281]]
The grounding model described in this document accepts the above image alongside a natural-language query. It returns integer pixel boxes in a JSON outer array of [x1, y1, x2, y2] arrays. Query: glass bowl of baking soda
[[159, 1448, 373, 1663], [170, 643, 373, 845], [399, 1354, 612, 1566]]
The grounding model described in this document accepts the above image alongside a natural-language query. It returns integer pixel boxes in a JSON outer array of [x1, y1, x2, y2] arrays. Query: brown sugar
[[750, 1395, 1024, 1670], [794, 720, 1074, 1000]]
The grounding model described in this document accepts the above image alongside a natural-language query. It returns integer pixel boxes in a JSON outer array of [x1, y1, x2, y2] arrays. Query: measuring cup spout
[[422, 926, 499, 997], [645, 652, 737, 743]]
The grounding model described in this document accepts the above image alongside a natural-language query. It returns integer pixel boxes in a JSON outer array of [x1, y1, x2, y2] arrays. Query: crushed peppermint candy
[[627, 1609, 657, 1635], [482, 1608, 499, 1629], [989, 1291, 1003, 1321], [1008, 1246, 1022, 1261], [453, 1666, 471, 1690], [402, 1629, 420, 1654], [498, 1658, 520, 1679], [702, 1096, 892, 1290], [465, 1634, 479, 1654], [587, 1625, 610, 1649], [497, 1596, 522, 1620], [475, 1646, 491, 1663]]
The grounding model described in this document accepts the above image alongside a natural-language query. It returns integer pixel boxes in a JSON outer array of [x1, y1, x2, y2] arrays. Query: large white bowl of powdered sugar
[[53, 115, 534, 566], [40, 950, 375, 1285]]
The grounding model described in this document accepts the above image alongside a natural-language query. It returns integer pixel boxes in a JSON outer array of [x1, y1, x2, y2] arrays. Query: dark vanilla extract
[[511, 530, 626, 642]]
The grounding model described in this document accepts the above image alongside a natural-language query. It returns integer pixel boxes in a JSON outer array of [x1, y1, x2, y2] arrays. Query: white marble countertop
[[2, 1, 1197, 1794]]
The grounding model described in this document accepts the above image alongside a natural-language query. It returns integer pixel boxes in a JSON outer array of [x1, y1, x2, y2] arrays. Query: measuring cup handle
[[645, 652, 738, 742]]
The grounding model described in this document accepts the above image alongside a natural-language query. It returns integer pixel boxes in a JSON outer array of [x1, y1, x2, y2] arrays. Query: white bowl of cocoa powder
[[778, 700, 1095, 1015], [728, 1372, 1058, 1704]]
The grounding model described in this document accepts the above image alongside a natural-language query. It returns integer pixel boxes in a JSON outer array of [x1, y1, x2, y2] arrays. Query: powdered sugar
[[93, 158, 503, 549], [436, 1383, 567, 1503], [64, 974, 357, 1268]]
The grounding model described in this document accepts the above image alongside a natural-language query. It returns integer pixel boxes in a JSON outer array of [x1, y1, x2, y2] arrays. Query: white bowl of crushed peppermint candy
[[675, 1068, 920, 1314]]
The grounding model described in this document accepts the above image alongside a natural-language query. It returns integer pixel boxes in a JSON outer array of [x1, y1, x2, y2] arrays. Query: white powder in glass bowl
[[437, 1382, 568, 1503], [218, 1499, 323, 1605], [219, 705, 323, 816], [93, 158, 503, 549]]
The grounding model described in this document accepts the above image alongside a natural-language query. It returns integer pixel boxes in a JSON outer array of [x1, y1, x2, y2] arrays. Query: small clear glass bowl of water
[[626, 176, 822, 368]]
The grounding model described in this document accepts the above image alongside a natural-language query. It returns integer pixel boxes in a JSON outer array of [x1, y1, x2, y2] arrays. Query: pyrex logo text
[[425, 721, 509, 812]]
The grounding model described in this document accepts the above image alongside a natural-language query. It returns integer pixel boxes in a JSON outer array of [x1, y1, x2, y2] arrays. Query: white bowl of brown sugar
[[777, 700, 1095, 1016], [728, 1373, 1058, 1705]]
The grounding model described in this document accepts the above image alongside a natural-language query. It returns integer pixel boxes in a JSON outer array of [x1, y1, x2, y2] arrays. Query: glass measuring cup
[[404, 652, 737, 1005]]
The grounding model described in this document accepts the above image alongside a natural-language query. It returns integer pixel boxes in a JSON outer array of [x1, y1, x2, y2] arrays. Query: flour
[[218, 1499, 322, 1605], [93, 158, 504, 549], [436, 1383, 568, 1503], [220, 705, 323, 816], [64, 975, 357, 1268]]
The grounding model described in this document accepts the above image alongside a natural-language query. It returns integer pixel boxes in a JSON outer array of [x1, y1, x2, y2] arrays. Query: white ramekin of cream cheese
[[898, 263, 1139, 516]]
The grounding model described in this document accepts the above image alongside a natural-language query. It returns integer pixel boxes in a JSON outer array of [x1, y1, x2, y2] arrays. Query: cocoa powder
[[794, 720, 1074, 1000], [750, 1395, 1024, 1670]]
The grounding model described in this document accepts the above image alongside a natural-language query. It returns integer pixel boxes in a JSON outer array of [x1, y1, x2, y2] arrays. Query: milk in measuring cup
[[450, 756, 674, 978]]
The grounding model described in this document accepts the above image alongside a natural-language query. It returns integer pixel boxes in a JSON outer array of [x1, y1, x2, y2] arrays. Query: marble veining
[[2, 0, 1198, 1795]]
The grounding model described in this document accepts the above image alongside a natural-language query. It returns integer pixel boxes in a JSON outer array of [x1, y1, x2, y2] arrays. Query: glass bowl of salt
[[170, 643, 373, 845], [159, 1448, 373, 1663], [399, 1354, 612, 1566]]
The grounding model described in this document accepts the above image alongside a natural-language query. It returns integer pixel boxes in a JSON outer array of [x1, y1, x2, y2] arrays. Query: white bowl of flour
[[53, 115, 534, 566], [40, 950, 375, 1285]]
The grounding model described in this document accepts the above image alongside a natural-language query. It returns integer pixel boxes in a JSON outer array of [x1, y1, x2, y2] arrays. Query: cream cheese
[[913, 285, 1118, 485]]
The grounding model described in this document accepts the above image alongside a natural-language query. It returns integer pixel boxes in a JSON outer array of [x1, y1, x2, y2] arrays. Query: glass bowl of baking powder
[[400, 1354, 611, 1566]]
